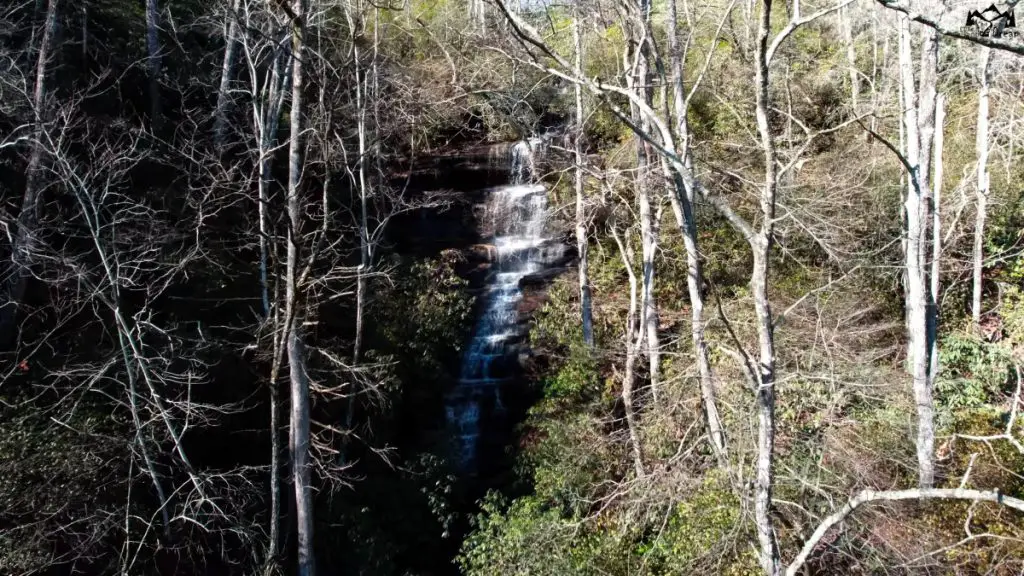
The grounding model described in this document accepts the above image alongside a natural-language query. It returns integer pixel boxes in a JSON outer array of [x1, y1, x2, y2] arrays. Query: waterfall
[[446, 138, 562, 470]]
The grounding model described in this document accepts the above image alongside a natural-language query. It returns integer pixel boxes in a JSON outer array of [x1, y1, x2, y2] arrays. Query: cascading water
[[446, 138, 562, 470]]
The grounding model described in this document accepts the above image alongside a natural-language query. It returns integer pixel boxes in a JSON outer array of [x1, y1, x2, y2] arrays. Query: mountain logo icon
[[965, 4, 1017, 36]]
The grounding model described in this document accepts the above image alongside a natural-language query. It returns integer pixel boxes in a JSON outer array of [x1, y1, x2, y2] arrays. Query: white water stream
[[445, 139, 563, 468]]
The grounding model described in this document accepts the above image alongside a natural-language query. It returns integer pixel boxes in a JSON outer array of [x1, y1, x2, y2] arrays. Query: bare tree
[[930, 93, 944, 382], [625, 0, 663, 403], [663, 0, 733, 461]]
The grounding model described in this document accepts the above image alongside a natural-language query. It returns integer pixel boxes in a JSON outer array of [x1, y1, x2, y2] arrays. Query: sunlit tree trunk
[[841, 5, 859, 111], [930, 93, 944, 384], [972, 47, 991, 330], [610, 222, 645, 477], [572, 12, 594, 348], [633, 0, 661, 403], [353, 43, 369, 367], [898, 14, 935, 489], [753, 0, 779, 571]]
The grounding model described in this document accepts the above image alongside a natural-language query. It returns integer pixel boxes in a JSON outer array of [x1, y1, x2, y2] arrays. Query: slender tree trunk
[[145, 0, 162, 128], [80, 1, 87, 66], [573, 13, 594, 348], [125, 359, 172, 541], [899, 14, 935, 489], [285, 1, 314, 574], [917, 28, 939, 411], [638, 154, 661, 403], [633, 0, 661, 402], [929, 93, 944, 385], [665, 0, 727, 461], [753, 0, 779, 572], [214, 0, 242, 149], [972, 47, 991, 330], [841, 6, 859, 111], [251, 30, 290, 562], [611, 223, 645, 478], [353, 42, 369, 367], [1, 0, 59, 346]]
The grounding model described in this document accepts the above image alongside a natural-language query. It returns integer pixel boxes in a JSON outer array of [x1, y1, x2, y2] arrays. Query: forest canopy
[[1, 0, 1023, 574]]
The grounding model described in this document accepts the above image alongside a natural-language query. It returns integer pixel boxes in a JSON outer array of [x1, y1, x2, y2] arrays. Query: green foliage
[[373, 251, 475, 383], [642, 473, 760, 575], [936, 333, 1013, 416]]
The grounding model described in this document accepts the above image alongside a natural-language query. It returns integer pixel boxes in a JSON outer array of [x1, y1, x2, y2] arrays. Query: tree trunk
[[753, 0, 779, 571], [286, 1, 314, 574], [213, 0, 242, 149], [634, 0, 661, 403], [1, 0, 59, 347], [145, 0, 162, 128], [80, 1, 87, 66], [899, 14, 935, 489], [929, 93, 944, 385], [665, 0, 727, 461], [353, 42, 369, 367], [972, 47, 991, 330], [611, 223, 645, 478], [252, 30, 290, 563], [573, 13, 594, 348], [841, 6, 859, 111]]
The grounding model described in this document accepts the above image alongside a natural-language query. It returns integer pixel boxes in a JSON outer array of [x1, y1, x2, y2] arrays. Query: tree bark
[[285, 1, 314, 574], [929, 93, 944, 385], [1, 0, 59, 347], [972, 48, 991, 330], [753, 0, 780, 572], [573, 12, 594, 348], [899, 14, 935, 489]]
